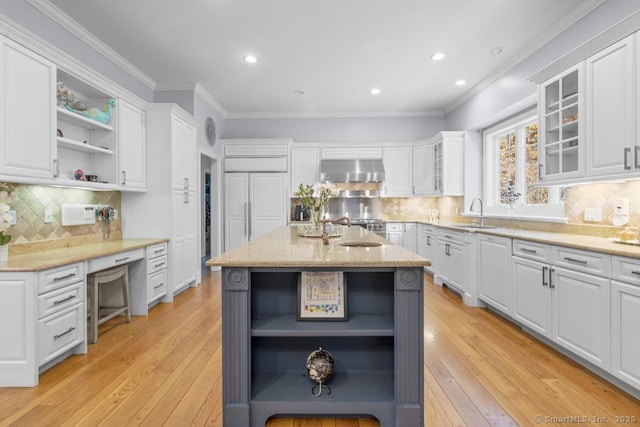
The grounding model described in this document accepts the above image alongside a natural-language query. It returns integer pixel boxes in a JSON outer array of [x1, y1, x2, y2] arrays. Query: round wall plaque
[[205, 117, 217, 146]]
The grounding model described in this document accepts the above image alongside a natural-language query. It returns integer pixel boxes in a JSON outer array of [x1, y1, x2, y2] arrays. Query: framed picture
[[297, 271, 347, 321]]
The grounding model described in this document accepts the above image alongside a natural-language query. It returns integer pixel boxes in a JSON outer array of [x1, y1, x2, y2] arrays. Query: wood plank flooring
[[1, 269, 638, 426]]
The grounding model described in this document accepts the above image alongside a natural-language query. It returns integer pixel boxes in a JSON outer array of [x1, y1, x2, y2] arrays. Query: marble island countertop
[[0, 238, 169, 272], [206, 226, 430, 268]]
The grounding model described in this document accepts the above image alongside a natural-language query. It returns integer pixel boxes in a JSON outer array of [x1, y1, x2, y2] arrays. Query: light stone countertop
[[206, 226, 430, 268], [0, 239, 168, 272], [425, 221, 640, 259]]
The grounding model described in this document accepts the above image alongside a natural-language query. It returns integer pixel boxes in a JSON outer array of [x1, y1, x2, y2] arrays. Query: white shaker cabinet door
[[0, 36, 56, 179], [611, 280, 640, 390], [118, 100, 146, 189], [585, 34, 636, 178], [250, 173, 287, 240], [224, 173, 249, 251]]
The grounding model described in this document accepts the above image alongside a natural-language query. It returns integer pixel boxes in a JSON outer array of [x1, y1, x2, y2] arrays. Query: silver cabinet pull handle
[[53, 272, 76, 282], [631, 270, 640, 276], [542, 266, 548, 287], [244, 202, 248, 236], [53, 295, 76, 305], [154, 283, 165, 289], [54, 326, 76, 340], [522, 248, 537, 254], [538, 164, 543, 180], [624, 147, 632, 170], [635, 146, 640, 169], [53, 158, 59, 177], [153, 248, 164, 253], [154, 261, 165, 268], [564, 256, 587, 264], [115, 256, 130, 263], [549, 267, 555, 289], [121, 170, 127, 185]]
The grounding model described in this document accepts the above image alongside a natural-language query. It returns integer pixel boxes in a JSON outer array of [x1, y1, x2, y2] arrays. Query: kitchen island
[[206, 226, 430, 427]]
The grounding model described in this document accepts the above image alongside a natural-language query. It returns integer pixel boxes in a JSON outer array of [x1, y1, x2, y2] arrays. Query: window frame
[[482, 109, 566, 221]]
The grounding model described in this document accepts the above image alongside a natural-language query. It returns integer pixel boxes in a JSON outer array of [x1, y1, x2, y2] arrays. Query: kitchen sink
[[338, 241, 383, 247]]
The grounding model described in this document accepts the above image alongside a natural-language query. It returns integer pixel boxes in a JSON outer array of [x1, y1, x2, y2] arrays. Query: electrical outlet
[[112, 209, 118, 220], [584, 207, 602, 222], [44, 209, 53, 223]]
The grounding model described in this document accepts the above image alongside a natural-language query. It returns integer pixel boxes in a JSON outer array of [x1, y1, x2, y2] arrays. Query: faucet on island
[[469, 197, 484, 227], [320, 216, 351, 245]]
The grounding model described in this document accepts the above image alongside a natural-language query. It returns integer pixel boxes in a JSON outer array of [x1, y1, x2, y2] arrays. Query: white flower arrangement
[[0, 183, 13, 245], [295, 183, 338, 226]]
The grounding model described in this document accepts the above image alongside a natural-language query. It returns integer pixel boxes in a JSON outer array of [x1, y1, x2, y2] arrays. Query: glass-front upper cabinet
[[538, 63, 585, 183]]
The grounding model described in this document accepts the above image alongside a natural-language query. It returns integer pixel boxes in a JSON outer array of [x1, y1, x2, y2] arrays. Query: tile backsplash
[[3, 183, 121, 252]]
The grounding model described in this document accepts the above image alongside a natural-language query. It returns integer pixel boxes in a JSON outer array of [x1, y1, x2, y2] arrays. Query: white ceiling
[[47, 0, 600, 118]]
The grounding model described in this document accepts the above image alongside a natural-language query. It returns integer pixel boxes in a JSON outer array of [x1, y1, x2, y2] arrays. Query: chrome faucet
[[321, 217, 351, 245], [469, 197, 484, 227]]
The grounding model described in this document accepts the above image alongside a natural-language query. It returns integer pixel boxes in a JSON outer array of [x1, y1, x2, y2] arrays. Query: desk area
[[0, 238, 168, 387]]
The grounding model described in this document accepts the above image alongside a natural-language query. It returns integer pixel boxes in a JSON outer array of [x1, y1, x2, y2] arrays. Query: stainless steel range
[[340, 218, 387, 238]]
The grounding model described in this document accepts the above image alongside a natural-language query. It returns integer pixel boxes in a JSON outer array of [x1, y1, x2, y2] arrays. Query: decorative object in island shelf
[[295, 182, 338, 236], [0, 183, 14, 261], [306, 347, 335, 397], [298, 271, 347, 321], [65, 97, 116, 125]]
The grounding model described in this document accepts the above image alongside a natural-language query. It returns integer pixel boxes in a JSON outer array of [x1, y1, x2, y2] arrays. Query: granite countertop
[[206, 226, 430, 268], [0, 238, 169, 272], [427, 221, 640, 259]]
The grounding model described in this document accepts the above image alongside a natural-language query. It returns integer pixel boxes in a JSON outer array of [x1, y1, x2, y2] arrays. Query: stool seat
[[87, 265, 131, 344]]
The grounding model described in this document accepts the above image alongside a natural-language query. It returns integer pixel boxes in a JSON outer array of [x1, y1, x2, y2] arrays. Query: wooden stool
[[87, 265, 131, 344]]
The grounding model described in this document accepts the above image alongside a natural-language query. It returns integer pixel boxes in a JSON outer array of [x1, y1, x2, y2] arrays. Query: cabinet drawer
[[38, 303, 84, 366], [147, 254, 168, 275], [553, 246, 610, 276], [148, 269, 167, 303], [147, 242, 168, 259], [421, 224, 437, 234], [38, 282, 83, 319], [88, 248, 144, 273], [437, 228, 466, 244], [612, 255, 640, 286], [387, 223, 403, 232], [38, 263, 84, 295], [512, 239, 550, 262]]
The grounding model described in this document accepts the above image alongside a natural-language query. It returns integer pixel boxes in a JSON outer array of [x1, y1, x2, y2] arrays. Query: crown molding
[[155, 82, 228, 118], [26, 0, 156, 91], [225, 110, 444, 120], [444, 0, 605, 115]]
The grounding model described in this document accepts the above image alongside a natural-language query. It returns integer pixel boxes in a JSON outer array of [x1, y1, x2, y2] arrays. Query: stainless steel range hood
[[320, 159, 385, 183]]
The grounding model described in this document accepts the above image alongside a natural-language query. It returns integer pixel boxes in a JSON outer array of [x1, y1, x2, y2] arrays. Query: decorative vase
[[0, 245, 8, 262], [311, 208, 323, 232]]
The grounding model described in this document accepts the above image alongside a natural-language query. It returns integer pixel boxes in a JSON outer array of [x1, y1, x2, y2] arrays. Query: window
[[483, 110, 564, 220]]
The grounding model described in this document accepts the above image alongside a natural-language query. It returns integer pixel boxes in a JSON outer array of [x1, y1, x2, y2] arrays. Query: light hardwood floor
[[1, 269, 638, 426]]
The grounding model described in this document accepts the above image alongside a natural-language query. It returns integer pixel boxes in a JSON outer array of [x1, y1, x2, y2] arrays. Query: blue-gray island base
[[206, 227, 429, 426]]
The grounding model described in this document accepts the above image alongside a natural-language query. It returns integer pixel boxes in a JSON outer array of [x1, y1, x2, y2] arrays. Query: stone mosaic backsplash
[[3, 183, 121, 253]]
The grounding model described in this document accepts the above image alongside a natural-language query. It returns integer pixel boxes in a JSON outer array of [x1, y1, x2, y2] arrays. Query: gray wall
[[222, 116, 445, 142]]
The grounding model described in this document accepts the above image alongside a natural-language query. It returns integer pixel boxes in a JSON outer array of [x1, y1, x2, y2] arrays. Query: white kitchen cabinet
[[550, 266, 610, 370], [477, 234, 512, 315], [382, 145, 413, 196], [611, 279, 640, 390], [290, 146, 320, 195], [412, 143, 433, 195], [172, 189, 197, 295], [610, 255, 640, 390], [511, 240, 553, 337], [171, 114, 197, 192], [224, 172, 287, 251], [386, 223, 404, 246], [0, 35, 56, 180], [145, 242, 168, 306], [122, 103, 199, 299], [436, 228, 466, 293], [417, 224, 437, 274], [585, 34, 637, 178], [403, 222, 416, 253], [118, 100, 146, 190], [430, 131, 464, 196], [538, 63, 585, 183], [320, 146, 382, 159]]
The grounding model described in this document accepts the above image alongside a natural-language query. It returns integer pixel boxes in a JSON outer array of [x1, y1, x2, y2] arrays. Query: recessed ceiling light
[[431, 52, 446, 61], [294, 90, 304, 95], [455, 80, 466, 86], [489, 47, 503, 55], [371, 88, 381, 95], [243, 55, 258, 63]]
